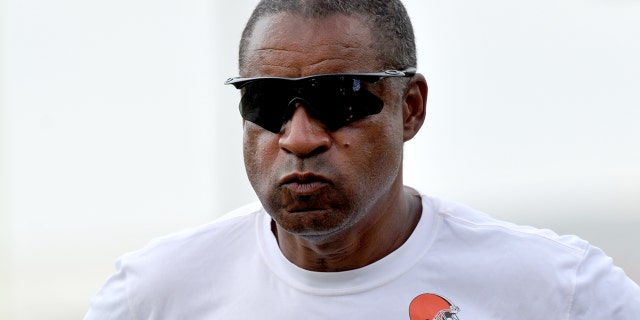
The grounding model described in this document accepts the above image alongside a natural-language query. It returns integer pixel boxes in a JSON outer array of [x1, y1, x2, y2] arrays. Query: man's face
[[241, 13, 406, 240]]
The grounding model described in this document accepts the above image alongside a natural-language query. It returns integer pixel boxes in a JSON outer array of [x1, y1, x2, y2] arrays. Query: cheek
[[365, 127, 403, 180], [243, 125, 277, 188], [364, 108, 405, 178], [363, 103, 405, 153], [337, 115, 404, 182]]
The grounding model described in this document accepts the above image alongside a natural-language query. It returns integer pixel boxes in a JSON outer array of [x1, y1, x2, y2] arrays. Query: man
[[85, 0, 640, 319]]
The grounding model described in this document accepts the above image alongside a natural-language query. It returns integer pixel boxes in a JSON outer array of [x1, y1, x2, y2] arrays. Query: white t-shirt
[[85, 191, 640, 319]]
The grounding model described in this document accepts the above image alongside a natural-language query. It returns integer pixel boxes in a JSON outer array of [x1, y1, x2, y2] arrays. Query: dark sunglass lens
[[240, 80, 290, 133], [238, 75, 385, 133], [310, 77, 384, 131]]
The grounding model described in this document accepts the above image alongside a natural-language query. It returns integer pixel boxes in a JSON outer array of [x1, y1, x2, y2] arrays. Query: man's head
[[233, 0, 427, 246]]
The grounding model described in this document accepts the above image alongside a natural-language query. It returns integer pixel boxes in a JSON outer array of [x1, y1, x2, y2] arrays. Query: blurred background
[[1, 0, 638, 318]]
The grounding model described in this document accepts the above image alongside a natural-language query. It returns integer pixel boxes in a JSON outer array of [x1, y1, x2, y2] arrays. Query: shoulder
[[122, 202, 264, 267], [426, 195, 588, 257], [420, 194, 589, 294], [420, 194, 640, 318], [85, 202, 266, 319]]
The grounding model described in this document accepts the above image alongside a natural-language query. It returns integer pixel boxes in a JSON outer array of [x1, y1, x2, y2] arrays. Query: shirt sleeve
[[84, 258, 134, 320], [569, 244, 640, 319]]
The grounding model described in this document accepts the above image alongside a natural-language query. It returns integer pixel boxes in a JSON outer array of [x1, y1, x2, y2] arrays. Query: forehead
[[242, 13, 379, 78]]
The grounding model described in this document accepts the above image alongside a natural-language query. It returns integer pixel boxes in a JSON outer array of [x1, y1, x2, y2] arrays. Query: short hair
[[238, 0, 417, 73]]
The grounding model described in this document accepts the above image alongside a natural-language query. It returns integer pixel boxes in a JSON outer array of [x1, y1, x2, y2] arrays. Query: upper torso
[[84, 191, 640, 319]]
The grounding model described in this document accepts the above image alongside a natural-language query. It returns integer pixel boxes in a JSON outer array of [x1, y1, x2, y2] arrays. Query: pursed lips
[[278, 172, 331, 196]]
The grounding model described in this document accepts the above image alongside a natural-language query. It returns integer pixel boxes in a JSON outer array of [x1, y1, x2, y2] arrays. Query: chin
[[271, 208, 355, 240]]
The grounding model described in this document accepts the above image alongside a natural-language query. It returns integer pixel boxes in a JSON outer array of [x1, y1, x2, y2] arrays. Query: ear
[[402, 73, 428, 141]]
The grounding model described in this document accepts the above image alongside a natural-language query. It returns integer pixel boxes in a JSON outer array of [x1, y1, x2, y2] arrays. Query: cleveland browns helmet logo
[[409, 293, 460, 320]]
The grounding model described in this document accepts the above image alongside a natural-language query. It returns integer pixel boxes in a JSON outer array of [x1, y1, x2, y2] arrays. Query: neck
[[272, 185, 422, 272]]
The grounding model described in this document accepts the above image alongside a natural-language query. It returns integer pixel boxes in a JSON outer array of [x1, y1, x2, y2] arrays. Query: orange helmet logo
[[409, 293, 460, 320]]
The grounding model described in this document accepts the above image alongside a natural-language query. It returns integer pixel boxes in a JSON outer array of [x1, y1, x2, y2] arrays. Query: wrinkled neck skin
[[272, 179, 422, 272]]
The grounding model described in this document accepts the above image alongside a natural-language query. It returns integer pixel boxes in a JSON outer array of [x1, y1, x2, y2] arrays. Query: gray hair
[[238, 0, 417, 72]]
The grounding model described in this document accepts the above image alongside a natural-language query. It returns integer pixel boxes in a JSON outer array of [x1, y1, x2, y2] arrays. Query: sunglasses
[[225, 67, 416, 133]]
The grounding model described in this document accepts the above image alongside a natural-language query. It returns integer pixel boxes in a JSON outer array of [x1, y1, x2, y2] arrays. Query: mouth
[[278, 172, 331, 196]]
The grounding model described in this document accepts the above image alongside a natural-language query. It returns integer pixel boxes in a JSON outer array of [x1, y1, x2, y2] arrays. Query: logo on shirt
[[409, 293, 460, 320]]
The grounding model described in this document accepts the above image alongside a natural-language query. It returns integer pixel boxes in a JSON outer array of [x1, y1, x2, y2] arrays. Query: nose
[[278, 103, 331, 157]]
